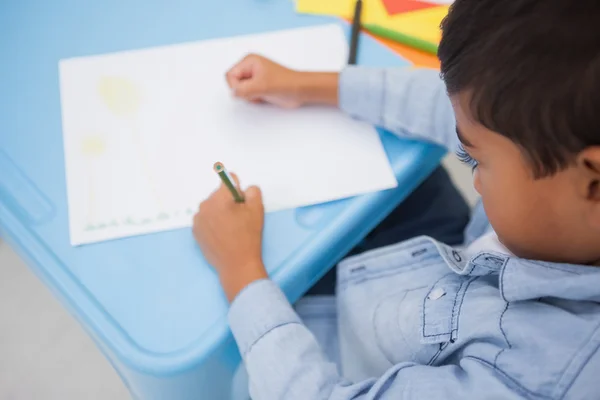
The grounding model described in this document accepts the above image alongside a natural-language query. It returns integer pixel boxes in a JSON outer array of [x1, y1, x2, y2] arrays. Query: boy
[[193, 0, 600, 398]]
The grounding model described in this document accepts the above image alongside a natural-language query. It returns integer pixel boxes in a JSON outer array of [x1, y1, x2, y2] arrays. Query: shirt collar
[[422, 238, 600, 303], [499, 258, 600, 302], [435, 240, 600, 302]]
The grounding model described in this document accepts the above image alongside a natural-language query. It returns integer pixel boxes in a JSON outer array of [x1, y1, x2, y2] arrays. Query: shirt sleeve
[[228, 279, 522, 400], [338, 66, 459, 152]]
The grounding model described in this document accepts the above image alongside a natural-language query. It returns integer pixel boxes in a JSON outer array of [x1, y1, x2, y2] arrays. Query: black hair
[[438, 0, 600, 178]]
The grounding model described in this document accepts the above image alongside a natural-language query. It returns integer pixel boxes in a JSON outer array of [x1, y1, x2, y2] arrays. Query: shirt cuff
[[339, 66, 386, 124], [228, 279, 301, 357]]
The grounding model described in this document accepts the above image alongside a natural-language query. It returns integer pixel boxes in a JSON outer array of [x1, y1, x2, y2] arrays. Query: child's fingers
[[225, 70, 238, 89], [229, 172, 242, 190], [226, 64, 247, 89], [227, 55, 258, 84], [234, 80, 266, 100]]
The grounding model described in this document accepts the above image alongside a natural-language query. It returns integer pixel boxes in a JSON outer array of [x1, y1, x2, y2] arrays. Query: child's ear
[[578, 147, 600, 209]]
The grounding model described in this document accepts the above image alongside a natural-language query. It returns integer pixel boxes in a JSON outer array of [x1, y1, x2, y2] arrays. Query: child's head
[[438, 0, 600, 264]]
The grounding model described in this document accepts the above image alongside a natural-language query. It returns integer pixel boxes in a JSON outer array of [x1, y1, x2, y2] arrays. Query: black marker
[[348, 0, 363, 65]]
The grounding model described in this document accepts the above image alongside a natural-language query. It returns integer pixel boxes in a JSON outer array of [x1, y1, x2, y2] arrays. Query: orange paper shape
[[373, 34, 440, 69]]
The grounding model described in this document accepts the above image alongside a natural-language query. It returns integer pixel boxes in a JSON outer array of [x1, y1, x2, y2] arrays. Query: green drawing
[[157, 212, 170, 220], [83, 207, 194, 233]]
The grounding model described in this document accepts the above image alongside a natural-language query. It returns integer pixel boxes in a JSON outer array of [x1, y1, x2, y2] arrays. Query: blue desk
[[0, 1, 444, 399]]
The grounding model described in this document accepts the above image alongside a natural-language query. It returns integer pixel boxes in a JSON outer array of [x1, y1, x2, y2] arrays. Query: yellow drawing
[[97, 76, 163, 210], [98, 76, 142, 117], [81, 134, 107, 228], [81, 135, 106, 156]]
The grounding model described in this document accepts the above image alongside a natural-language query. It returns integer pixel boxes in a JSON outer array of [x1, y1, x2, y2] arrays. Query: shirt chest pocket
[[373, 272, 474, 366], [336, 238, 484, 379]]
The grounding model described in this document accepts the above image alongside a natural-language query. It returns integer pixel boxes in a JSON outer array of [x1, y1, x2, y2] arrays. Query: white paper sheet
[[59, 24, 398, 245]]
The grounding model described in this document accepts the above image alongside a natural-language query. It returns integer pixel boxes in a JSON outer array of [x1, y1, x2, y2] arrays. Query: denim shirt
[[228, 67, 600, 399]]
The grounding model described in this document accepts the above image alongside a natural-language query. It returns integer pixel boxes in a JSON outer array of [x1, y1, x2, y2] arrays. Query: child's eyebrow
[[456, 126, 475, 148]]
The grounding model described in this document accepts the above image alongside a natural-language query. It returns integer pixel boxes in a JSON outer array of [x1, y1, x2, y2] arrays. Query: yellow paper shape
[[296, 0, 354, 17], [297, 0, 385, 22], [384, 6, 448, 43], [296, 0, 448, 44], [97, 76, 142, 117]]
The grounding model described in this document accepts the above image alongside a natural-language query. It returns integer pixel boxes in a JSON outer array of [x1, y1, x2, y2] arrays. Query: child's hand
[[226, 54, 340, 108], [226, 54, 304, 108], [193, 174, 268, 302]]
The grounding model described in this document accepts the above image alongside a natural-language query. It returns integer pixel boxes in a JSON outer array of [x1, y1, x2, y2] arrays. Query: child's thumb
[[245, 186, 263, 207]]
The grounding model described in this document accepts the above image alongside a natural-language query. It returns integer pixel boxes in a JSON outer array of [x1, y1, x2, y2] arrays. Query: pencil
[[348, 0, 363, 65], [213, 162, 245, 203], [363, 23, 439, 55]]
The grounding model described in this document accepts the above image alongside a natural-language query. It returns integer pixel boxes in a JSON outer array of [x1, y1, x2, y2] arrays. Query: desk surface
[[0, 0, 444, 375]]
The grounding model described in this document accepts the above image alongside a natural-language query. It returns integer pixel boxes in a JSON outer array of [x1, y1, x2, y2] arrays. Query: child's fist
[[225, 54, 304, 109]]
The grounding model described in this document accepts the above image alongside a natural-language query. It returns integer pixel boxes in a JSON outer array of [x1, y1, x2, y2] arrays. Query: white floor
[[0, 156, 477, 399], [0, 240, 130, 400]]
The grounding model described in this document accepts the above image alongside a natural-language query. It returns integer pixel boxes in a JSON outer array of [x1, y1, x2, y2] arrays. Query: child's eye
[[456, 144, 479, 171]]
